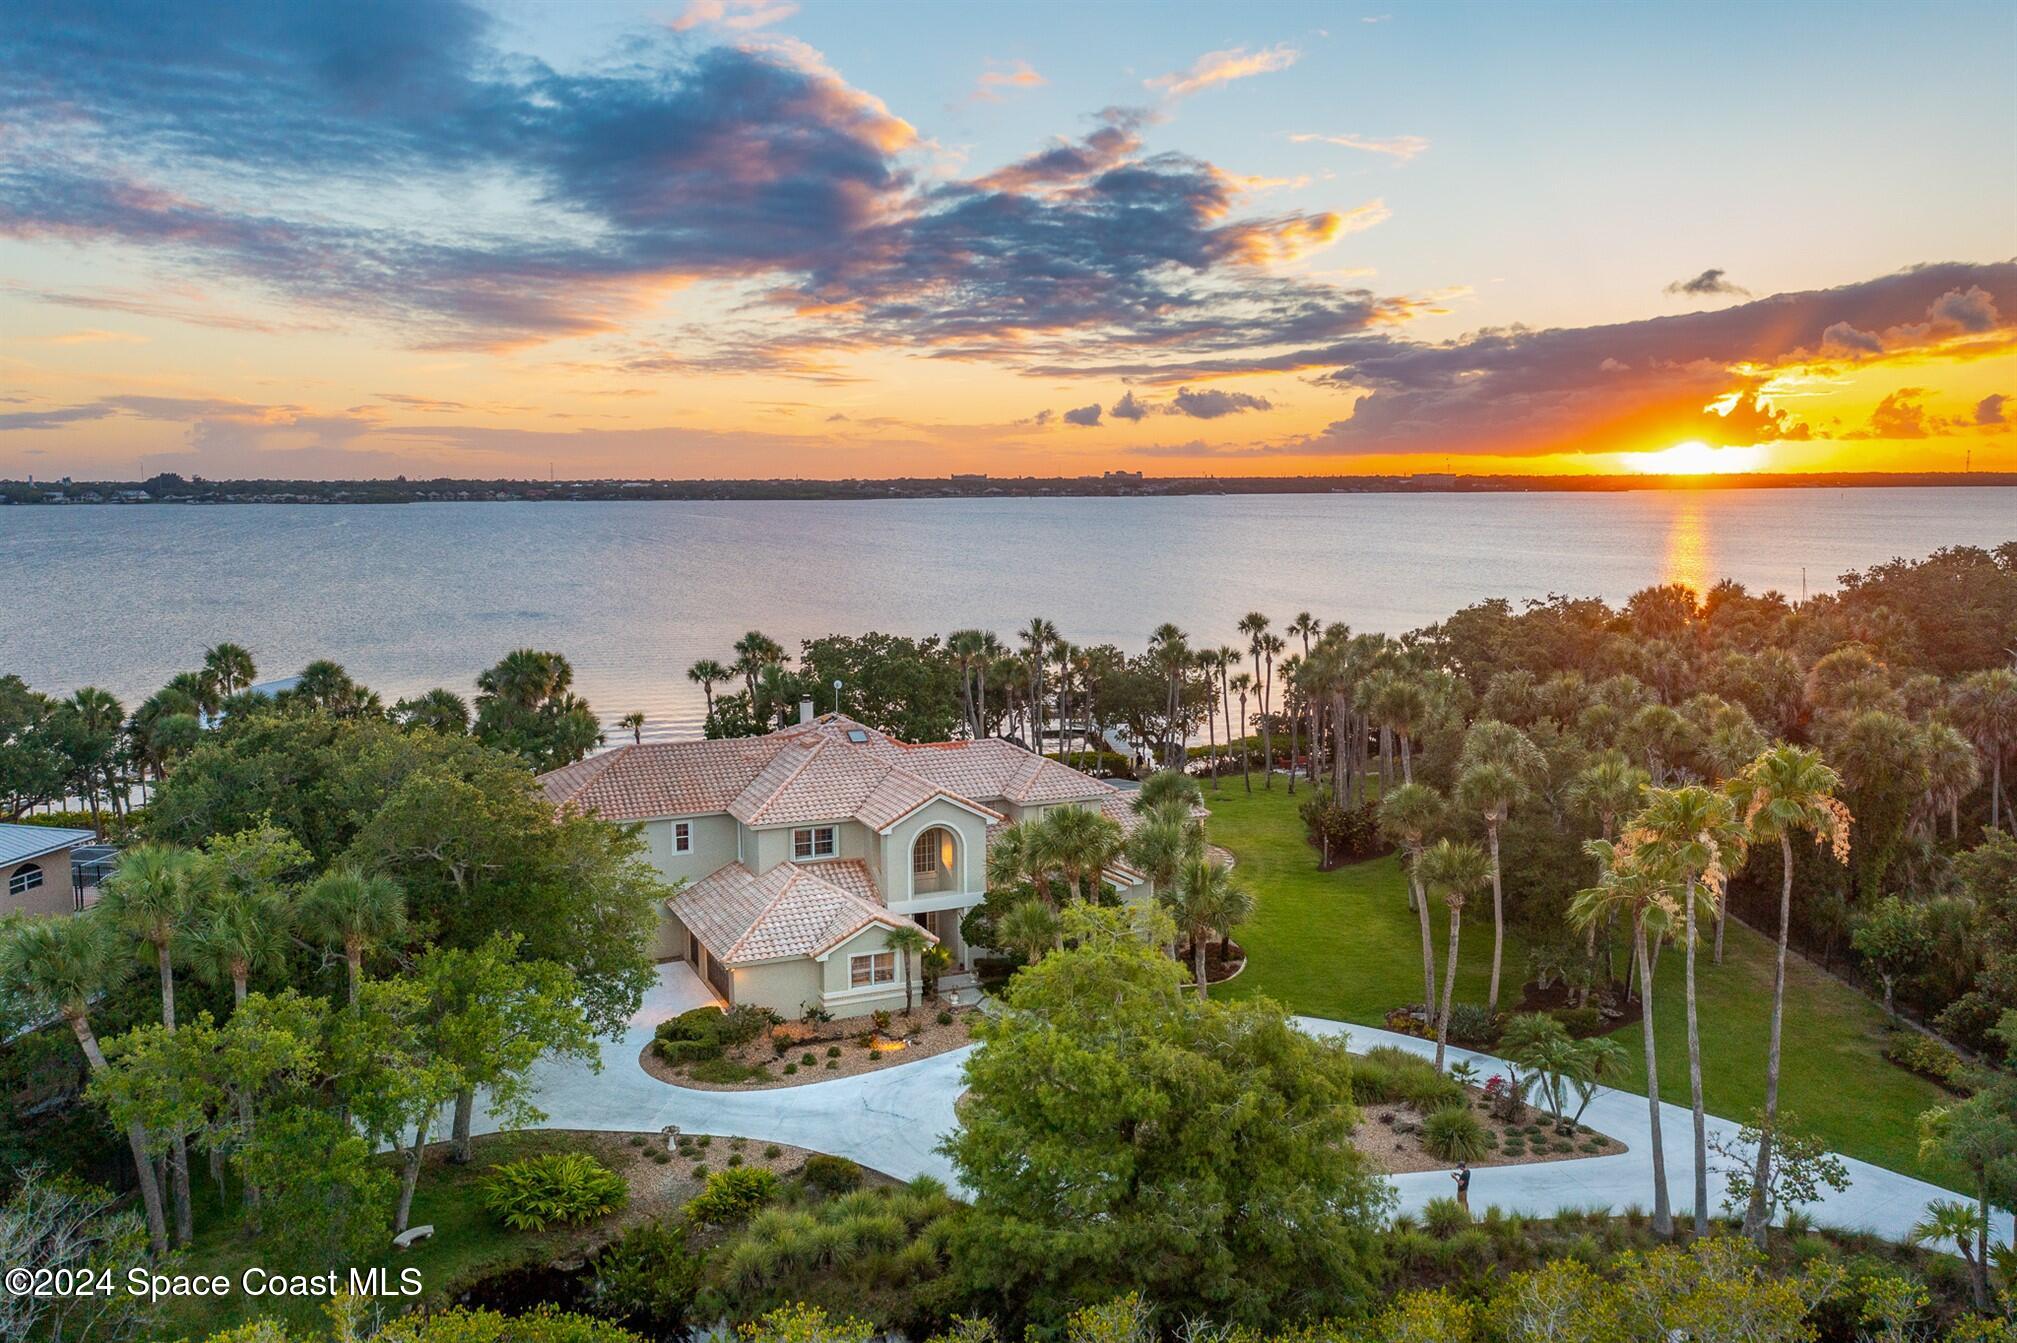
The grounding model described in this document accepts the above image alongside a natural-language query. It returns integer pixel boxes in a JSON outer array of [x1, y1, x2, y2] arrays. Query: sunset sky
[[2, 0, 2013, 481]]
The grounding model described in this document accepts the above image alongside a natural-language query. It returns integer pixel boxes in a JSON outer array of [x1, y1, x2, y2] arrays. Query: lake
[[2, 488, 2010, 740]]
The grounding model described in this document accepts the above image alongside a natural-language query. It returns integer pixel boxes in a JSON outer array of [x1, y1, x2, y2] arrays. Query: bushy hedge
[[1299, 789, 1388, 865], [652, 1005, 775, 1064], [1881, 1031, 1975, 1094], [685, 1166, 781, 1226], [801, 1153, 865, 1195], [1353, 1045, 1469, 1113], [479, 1152, 628, 1231]]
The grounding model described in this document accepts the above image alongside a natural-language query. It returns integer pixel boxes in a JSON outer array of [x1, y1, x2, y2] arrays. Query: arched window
[[8, 862, 43, 898], [911, 827, 956, 895]]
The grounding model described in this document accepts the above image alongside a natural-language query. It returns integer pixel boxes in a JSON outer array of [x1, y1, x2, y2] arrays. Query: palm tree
[[1282, 654, 1303, 794], [1259, 633, 1286, 787], [620, 711, 646, 745], [884, 924, 928, 1015], [986, 819, 1056, 906], [394, 687, 470, 735], [730, 633, 784, 698], [0, 916, 170, 1256], [1164, 855, 1254, 999], [1418, 839, 1490, 1071], [1146, 623, 1188, 768], [1566, 754, 1651, 998], [1217, 646, 1239, 786], [1912, 1200, 1993, 1311], [302, 868, 407, 1005], [1367, 672, 1430, 785], [1635, 784, 1748, 1237], [948, 629, 989, 738], [1124, 804, 1202, 907], [686, 658, 730, 730], [66, 686, 125, 836], [202, 642, 257, 701], [1728, 743, 1850, 1246], [997, 898, 1061, 964], [1919, 721, 1981, 842], [1194, 650, 1222, 788], [1044, 805, 1125, 902], [1571, 839, 1678, 1236], [1952, 668, 2017, 831], [1456, 719, 1544, 1018], [98, 842, 212, 1241], [1021, 618, 1058, 750], [189, 885, 294, 1005], [1378, 782, 1445, 1017], [1231, 672, 1255, 793]]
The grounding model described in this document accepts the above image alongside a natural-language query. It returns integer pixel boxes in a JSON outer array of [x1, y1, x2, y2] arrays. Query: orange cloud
[[1147, 44, 1300, 98]]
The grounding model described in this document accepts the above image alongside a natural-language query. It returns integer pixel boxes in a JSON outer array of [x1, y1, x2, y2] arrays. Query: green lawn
[[1207, 785, 1955, 1184]]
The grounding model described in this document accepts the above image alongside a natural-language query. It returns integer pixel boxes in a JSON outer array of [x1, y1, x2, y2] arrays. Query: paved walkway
[[472, 963, 2009, 1247]]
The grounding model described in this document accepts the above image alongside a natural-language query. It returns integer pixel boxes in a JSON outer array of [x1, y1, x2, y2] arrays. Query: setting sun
[[1632, 440, 1763, 475]]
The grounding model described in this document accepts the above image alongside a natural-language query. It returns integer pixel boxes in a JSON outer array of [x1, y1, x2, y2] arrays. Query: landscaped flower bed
[[1349, 1045, 1624, 1174], [639, 1004, 976, 1091]]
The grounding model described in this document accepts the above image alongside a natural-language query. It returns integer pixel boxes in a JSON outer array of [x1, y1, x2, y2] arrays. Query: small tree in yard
[[1916, 1035, 2017, 1313], [884, 924, 929, 1016], [419, 934, 598, 1164], [1851, 896, 1933, 1017], [0, 1168, 157, 1343], [1710, 1112, 1849, 1228], [330, 976, 460, 1236]]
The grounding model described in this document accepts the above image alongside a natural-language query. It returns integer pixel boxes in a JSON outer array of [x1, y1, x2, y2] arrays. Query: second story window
[[792, 826, 837, 860], [672, 821, 692, 854]]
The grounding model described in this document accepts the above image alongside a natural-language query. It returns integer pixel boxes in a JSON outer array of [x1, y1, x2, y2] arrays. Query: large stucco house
[[537, 707, 1147, 1019]]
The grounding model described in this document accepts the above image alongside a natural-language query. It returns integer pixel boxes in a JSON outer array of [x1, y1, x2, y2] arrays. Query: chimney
[[799, 696, 815, 725]]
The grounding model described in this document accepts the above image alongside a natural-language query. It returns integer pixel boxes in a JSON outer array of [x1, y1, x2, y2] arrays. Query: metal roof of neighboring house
[[0, 824, 95, 866], [670, 859, 927, 967]]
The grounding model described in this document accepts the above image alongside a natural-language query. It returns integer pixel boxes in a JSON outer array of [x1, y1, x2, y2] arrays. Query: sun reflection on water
[[1661, 496, 1713, 598]]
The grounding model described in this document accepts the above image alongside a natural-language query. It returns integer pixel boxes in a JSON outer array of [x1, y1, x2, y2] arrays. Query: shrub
[[1422, 1106, 1491, 1162], [872, 1009, 894, 1034], [801, 1053, 816, 1066], [771, 1032, 795, 1057], [1423, 1197, 1471, 1237], [657, 1006, 727, 1043], [826, 1045, 842, 1059], [937, 1010, 954, 1026], [586, 1218, 701, 1333], [479, 1152, 628, 1231], [1552, 1006, 1604, 1038], [1444, 1003, 1498, 1045], [1881, 1032, 1974, 1093], [684, 1166, 780, 1225], [782, 1064, 797, 1075], [727, 1154, 743, 1167], [801, 1153, 864, 1195], [718, 1005, 774, 1047], [654, 1037, 722, 1065], [764, 1145, 782, 1159], [1300, 789, 1387, 864]]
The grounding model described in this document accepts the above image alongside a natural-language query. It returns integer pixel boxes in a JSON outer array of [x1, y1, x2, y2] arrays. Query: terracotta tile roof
[[538, 713, 1106, 827], [539, 737, 782, 820], [670, 860, 926, 966]]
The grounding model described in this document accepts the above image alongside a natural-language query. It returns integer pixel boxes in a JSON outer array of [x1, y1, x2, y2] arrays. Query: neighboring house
[[538, 704, 1149, 1019], [0, 824, 98, 917]]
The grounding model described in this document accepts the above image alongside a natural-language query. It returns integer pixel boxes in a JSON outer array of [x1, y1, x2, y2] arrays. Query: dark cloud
[[0, 404, 118, 432], [1062, 403, 1102, 427], [1977, 393, 2007, 425], [1031, 261, 2015, 458], [1109, 390, 1151, 421], [1665, 268, 1750, 298], [1170, 386, 1272, 418], [0, 4, 1377, 364]]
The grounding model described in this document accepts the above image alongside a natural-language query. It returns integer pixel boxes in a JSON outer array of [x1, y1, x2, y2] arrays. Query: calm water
[[2, 489, 2010, 740]]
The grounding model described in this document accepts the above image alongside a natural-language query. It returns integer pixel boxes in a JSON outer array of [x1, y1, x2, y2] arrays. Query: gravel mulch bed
[[1354, 1094, 1626, 1175]]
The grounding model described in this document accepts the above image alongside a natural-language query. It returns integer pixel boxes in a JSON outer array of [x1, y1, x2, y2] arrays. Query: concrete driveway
[[472, 964, 2007, 1246], [467, 961, 970, 1184]]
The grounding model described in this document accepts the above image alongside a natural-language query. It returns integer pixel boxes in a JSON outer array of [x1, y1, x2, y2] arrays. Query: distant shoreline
[[5, 470, 2014, 506]]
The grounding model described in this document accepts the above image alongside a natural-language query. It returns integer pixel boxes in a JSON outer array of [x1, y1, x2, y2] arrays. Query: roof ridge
[[743, 734, 828, 824]]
